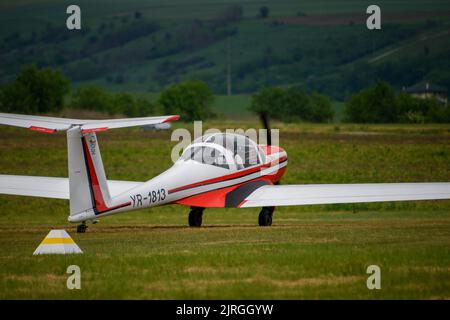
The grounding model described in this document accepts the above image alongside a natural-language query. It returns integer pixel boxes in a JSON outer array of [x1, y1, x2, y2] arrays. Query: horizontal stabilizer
[[0, 112, 179, 133], [0, 175, 143, 200]]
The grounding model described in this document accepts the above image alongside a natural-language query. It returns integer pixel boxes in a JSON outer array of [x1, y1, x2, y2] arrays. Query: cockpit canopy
[[179, 133, 264, 170]]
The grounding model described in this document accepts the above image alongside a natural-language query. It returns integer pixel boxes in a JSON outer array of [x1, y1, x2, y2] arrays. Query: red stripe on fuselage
[[168, 156, 287, 194], [81, 137, 130, 214]]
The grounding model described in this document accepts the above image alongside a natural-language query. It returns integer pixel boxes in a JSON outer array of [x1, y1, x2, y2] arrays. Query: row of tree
[[1, 66, 448, 124], [345, 81, 449, 123], [0, 65, 156, 117], [72, 81, 215, 120], [0, 65, 215, 120]]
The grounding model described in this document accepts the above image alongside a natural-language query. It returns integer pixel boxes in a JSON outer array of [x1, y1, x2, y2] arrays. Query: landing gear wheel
[[258, 207, 275, 226], [188, 207, 204, 227], [77, 223, 88, 233]]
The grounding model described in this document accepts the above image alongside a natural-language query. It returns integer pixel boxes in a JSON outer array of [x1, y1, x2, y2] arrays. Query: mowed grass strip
[[0, 124, 449, 299]]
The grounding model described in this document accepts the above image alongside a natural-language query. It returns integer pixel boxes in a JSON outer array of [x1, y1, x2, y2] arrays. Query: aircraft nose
[[259, 145, 285, 156], [258, 145, 288, 163], [278, 146, 287, 160]]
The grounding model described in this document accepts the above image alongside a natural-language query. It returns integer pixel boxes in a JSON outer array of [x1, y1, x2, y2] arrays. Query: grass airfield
[[0, 122, 449, 299]]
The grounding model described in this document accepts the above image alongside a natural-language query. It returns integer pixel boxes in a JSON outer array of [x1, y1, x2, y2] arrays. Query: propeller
[[259, 111, 280, 185], [259, 111, 271, 146]]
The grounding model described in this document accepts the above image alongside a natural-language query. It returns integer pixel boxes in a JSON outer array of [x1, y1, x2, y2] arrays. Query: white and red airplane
[[1, 112, 449, 233]]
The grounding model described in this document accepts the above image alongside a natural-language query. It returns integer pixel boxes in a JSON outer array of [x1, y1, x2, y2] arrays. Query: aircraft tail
[[67, 128, 114, 216], [0, 112, 180, 220]]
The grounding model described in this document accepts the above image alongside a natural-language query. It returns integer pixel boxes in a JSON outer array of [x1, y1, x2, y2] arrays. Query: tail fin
[[67, 128, 113, 216]]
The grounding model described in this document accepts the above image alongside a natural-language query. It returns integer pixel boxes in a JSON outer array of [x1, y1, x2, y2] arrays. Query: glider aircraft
[[0, 112, 449, 233]]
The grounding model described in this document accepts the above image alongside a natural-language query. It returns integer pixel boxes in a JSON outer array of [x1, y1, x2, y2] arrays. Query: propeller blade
[[259, 112, 281, 185], [259, 112, 271, 145]]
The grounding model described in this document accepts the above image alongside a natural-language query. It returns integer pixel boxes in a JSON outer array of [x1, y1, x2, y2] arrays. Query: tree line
[[0, 65, 215, 120], [0, 65, 448, 123]]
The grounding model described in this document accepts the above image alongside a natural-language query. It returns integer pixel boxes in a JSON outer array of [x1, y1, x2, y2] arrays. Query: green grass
[[0, 123, 450, 299]]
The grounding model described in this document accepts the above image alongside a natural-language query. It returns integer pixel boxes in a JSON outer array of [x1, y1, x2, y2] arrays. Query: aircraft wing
[[0, 112, 179, 133], [0, 113, 80, 131], [0, 175, 144, 200], [239, 183, 450, 207]]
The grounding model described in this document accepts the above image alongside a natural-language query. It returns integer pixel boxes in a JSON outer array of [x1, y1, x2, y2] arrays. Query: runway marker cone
[[33, 229, 83, 255]]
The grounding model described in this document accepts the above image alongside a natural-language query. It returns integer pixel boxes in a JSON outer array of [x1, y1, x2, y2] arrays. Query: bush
[[158, 80, 214, 121], [249, 87, 285, 117], [0, 65, 70, 114], [345, 81, 398, 123], [309, 92, 334, 122], [345, 81, 449, 123], [250, 87, 334, 123], [420, 98, 450, 123], [71, 86, 112, 113], [111, 92, 135, 115]]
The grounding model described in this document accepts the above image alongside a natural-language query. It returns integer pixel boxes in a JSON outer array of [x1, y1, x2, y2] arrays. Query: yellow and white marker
[[33, 229, 83, 255]]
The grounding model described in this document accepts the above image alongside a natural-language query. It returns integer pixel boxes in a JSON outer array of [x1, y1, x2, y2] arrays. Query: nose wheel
[[188, 207, 204, 227], [258, 206, 275, 226]]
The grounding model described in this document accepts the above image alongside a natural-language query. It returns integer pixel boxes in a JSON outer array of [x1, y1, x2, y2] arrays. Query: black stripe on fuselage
[[225, 180, 271, 208]]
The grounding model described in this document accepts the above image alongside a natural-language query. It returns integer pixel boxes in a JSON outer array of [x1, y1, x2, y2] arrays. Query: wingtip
[[163, 115, 180, 123]]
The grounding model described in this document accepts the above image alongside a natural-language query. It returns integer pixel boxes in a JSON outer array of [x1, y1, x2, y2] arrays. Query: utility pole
[[226, 36, 232, 96]]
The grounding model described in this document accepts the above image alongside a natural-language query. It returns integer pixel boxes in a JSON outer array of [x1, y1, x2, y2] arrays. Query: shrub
[[158, 80, 214, 121], [345, 81, 398, 123], [250, 87, 334, 123], [345, 81, 449, 123], [71, 86, 112, 113], [0, 65, 69, 114]]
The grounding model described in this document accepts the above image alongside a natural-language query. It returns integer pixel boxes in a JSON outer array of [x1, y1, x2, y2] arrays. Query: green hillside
[[1, 0, 449, 100]]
